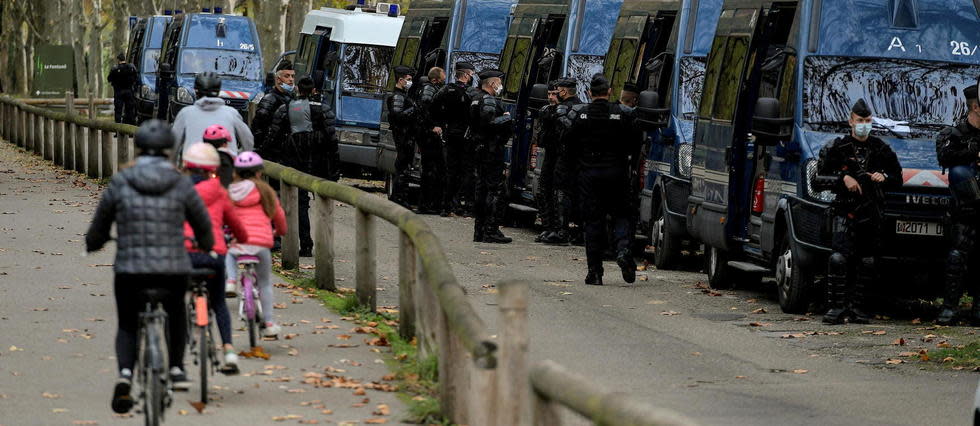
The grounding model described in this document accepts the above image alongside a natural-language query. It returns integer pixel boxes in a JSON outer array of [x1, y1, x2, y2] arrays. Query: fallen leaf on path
[[364, 418, 388, 424], [381, 374, 395, 381], [188, 400, 206, 413], [239, 346, 271, 360], [42, 392, 61, 399], [937, 341, 951, 348], [647, 300, 667, 305], [72, 421, 98, 425], [337, 334, 352, 340], [911, 318, 921, 324], [287, 388, 306, 393], [284, 333, 299, 340], [272, 415, 303, 421], [32, 307, 48, 311], [273, 303, 287, 309], [891, 338, 906, 346], [299, 420, 320, 424], [321, 409, 334, 414], [353, 388, 366, 396], [288, 348, 299, 356], [638, 275, 649, 281], [861, 330, 886, 335], [660, 311, 680, 316], [942, 356, 956, 363], [791, 369, 808, 374], [52, 408, 68, 413], [885, 359, 904, 365], [365, 337, 389, 347], [751, 308, 767, 314], [735, 376, 747, 379], [749, 322, 770, 327]]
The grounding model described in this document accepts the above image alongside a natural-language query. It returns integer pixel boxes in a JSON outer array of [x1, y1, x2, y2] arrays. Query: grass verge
[[271, 259, 448, 424], [927, 341, 980, 371]]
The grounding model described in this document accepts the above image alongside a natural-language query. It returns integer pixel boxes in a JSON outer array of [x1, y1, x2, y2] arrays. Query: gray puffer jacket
[[86, 156, 214, 275]]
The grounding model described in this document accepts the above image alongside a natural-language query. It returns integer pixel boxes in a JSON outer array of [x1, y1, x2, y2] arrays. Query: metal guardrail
[[0, 94, 696, 426]]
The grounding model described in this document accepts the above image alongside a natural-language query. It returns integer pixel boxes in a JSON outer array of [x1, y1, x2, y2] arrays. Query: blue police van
[[602, 0, 722, 268], [498, 0, 625, 213], [687, 0, 980, 312], [156, 10, 264, 121], [126, 14, 173, 124]]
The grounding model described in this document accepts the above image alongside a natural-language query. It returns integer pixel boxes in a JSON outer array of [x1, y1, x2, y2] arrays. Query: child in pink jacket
[[225, 152, 287, 337]]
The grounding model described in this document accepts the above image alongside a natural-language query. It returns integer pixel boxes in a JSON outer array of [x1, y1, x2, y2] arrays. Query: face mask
[[853, 122, 872, 138], [404, 81, 413, 90], [494, 84, 503, 96], [281, 83, 294, 92]]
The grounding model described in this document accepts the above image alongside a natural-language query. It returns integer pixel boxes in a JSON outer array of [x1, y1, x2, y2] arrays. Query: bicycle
[[186, 268, 220, 404], [135, 287, 174, 426], [234, 254, 265, 347]]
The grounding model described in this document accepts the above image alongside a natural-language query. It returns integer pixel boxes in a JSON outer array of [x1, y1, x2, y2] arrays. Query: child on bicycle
[[85, 120, 215, 414], [201, 124, 236, 188], [181, 143, 249, 374], [226, 151, 287, 338]]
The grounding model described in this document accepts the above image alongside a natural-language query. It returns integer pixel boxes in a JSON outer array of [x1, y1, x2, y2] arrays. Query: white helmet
[[182, 142, 220, 171]]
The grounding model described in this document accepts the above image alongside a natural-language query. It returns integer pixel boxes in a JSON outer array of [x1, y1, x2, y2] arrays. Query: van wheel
[[775, 233, 814, 314], [651, 202, 680, 270], [705, 246, 734, 289]]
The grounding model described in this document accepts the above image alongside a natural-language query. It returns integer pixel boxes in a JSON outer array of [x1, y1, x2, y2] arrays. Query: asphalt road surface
[[2, 139, 978, 426]]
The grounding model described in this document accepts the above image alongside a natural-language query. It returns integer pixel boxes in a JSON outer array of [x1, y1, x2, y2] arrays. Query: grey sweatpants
[[225, 248, 275, 324]]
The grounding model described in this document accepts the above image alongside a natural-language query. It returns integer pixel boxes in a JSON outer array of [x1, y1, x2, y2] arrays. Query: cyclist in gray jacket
[[85, 120, 214, 414]]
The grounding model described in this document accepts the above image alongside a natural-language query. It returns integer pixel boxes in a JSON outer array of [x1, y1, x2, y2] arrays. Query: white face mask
[[853, 122, 872, 138], [494, 84, 503, 96], [404, 80, 413, 90]]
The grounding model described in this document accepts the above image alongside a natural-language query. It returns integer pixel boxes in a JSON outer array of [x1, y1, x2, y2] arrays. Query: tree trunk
[[70, 0, 88, 97], [111, 0, 129, 68], [88, 0, 104, 98], [247, 0, 286, 71], [285, 0, 311, 53]]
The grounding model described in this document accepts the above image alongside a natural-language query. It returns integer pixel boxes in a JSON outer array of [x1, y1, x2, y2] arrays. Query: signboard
[[32, 45, 76, 98]]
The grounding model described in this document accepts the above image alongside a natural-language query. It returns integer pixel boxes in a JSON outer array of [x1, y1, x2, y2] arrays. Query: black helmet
[[134, 119, 175, 153], [194, 72, 222, 97]]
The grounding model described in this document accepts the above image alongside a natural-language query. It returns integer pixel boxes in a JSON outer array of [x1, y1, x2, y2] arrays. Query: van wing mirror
[[636, 90, 669, 130], [751, 97, 792, 145], [528, 83, 549, 110]]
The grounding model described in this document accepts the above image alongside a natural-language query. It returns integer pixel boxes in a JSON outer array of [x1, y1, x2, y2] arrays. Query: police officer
[[107, 53, 138, 124], [471, 69, 514, 244], [254, 61, 296, 165], [534, 81, 563, 244], [433, 62, 480, 216], [555, 78, 585, 245], [935, 84, 980, 325], [386, 65, 419, 208], [814, 99, 902, 324], [268, 76, 339, 257], [536, 78, 581, 244], [416, 67, 448, 214], [565, 75, 639, 285]]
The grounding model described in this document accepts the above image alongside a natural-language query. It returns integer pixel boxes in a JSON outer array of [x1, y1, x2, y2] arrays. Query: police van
[[379, 0, 517, 195], [290, 4, 404, 173], [126, 13, 173, 124], [498, 0, 625, 213], [601, 0, 722, 268], [687, 0, 979, 312], [156, 9, 264, 121]]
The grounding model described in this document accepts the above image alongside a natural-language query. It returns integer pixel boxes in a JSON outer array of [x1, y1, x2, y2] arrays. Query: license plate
[[895, 220, 944, 236]]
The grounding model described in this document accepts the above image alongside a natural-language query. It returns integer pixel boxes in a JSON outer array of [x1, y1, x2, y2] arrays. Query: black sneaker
[[483, 229, 512, 244], [848, 307, 872, 324], [170, 367, 191, 392], [299, 248, 313, 258], [111, 373, 134, 414], [541, 232, 568, 246], [616, 251, 637, 284], [822, 307, 847, 325], [585, 270, 603, 286]]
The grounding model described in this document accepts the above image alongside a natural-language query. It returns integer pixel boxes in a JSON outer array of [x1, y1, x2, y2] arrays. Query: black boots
[[848, 257, 874, 324], [482, 227, 512, 244], [616, 250, 636, 284], [823, 254, 848, 324], [585, 269, 603, 286], [535, 231, 567, 245]]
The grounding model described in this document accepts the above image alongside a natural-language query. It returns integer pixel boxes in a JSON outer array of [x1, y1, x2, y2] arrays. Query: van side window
[[294, 34, 318, 77], [712, 35, 749, 121], [699, 35, 726, 119]]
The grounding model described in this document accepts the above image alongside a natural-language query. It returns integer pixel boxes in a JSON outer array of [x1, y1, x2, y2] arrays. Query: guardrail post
[[435, 302, 457, 421], [53, 118, 64, 166], [281, 182, 300, 270], [23, 110, 31, 150], [88, 127, 100, 178], [74, 120, 86, 174], [398, 231, 416, 340], [498, 280, 530, 426], [416, 266, 438, 360], [1, 103, 6, 141], [532, 390, 562, 426], [14, 106, 22, 147], [64, 94, 76, 171], [314, 195, 336, 290], [44, 117, 54, 161], [29, 113, 37, 153], [355, 208, 376, 312], [101, 130, 114, 178], [117, 133, 131, 168]]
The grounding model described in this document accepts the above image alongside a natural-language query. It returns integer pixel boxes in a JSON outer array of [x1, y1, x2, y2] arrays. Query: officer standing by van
[[534, 81, 563, 244], [254, 61, 296, 165], [565, 75, 639, 285], [417, 67, 448, 214], [107, 53, 138, 124], [386, 65, 419, 208], [433, 62, 479, 216], [556, 79, 585, 245], [471, 69, 513, 244], [935, 84, 980, 325], [814, 99, 903, 324], [268, 76, 339, 257]]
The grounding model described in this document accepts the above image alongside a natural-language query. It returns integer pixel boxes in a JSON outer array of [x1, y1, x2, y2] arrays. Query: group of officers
[[386, 63, 644, 286]]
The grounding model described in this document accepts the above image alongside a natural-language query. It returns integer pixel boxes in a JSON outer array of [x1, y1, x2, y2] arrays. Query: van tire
[[705, 245, 734, 289], [775, 233, 814, 314], [652, 201, 680, 270]]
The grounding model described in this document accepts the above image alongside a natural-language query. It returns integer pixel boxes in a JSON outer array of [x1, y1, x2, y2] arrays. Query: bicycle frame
[[137, 299, 171, 426]]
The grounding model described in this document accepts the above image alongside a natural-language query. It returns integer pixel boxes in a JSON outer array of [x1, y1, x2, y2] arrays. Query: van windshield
[[142, 49, 160, 73], [179, 49, 262, 80], [678, 56, 706, 120], [803, 56, 980, 138], [342, 45, 394, 95]]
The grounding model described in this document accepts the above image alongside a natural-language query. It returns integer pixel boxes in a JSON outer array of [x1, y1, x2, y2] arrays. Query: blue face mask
[[281, 83, 294, 92], [853, 122, 872, 138]]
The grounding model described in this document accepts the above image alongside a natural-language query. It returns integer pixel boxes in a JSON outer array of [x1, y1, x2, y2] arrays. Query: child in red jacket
[[226, 152, 287, 338], [182, 143, 249, 373]]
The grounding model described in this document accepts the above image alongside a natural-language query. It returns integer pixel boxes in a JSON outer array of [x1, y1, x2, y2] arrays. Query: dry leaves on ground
[[791, 369, 808, 374], [661, 311, 680, 316]]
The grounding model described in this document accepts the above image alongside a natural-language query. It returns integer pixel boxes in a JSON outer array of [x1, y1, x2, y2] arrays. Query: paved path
[[0, 142, 404, 426]]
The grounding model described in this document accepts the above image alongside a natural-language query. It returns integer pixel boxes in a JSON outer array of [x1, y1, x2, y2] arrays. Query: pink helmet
[[183, 143, 220, 171], [202, 124, 231, 146], [234, 151, 264, 171]]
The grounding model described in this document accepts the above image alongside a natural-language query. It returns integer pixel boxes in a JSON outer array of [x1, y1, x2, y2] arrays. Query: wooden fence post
[[44, 118, 54, 161], [436, 305, 457, 421], [281, 182, 300, 270], [398, 231, 416, 340], [116, 133, 131, 168], [415, 266, 438, 360], [87, 98, 99, 178], [314, 195, 336, 290], [14, 107, 22, 147], [498, 280, 531, 426], [24, 112, 32, 150], [53, 119, 64, 166], [532, 392, 562, 426], [101, 130, 114, 178], [31, 113, 39, 153], [74, 121, 86, 174], [65, 92, 76, 171], [469, 362, 498, 426], [354, 208, 376, 312]]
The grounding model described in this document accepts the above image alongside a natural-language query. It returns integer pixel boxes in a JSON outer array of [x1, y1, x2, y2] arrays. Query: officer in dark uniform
[[254, 61, 296, 165], [565, 75, 639, 285], [556, 79, 585, 245], [386, 65, 419, 208], [470, 69, 514, 244], [416, 67, 448, 214], [107, 53, 138, 124], [433, 62, 480, 216], [534, 81, 562, 243], [269, 76, 339, 257], [935, 84, 980, 325], [814, 99, 903, 324]]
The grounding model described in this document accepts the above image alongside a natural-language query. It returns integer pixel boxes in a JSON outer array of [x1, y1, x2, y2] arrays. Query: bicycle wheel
[[198, 325, 208, 403], [143, 321, 165, 426]]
